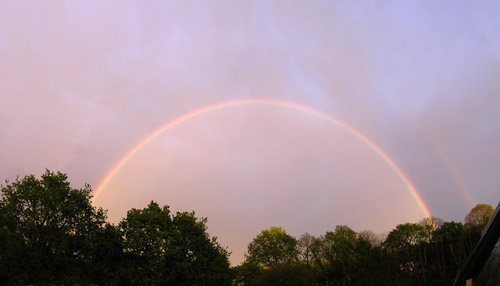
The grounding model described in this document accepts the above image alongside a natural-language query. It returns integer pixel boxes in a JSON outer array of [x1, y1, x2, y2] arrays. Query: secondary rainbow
[[92, 99, 433, 219], [402, 108, 473, 210]]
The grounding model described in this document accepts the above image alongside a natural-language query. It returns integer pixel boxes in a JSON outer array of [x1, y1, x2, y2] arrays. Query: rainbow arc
[[92, 99, 433, 220]]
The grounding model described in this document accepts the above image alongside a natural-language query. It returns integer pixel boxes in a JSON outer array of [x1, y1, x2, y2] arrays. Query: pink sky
[[1, 1, 499, 264]]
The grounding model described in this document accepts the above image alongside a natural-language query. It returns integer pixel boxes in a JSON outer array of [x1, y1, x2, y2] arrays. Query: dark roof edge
[[454, 202, 500, 285]]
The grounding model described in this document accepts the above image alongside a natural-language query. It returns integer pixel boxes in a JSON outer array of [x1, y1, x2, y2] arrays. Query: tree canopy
[[0, 171, 495, 286], [119, 201, 232, 285], [0, 170, 120, 284], [0, 171, 232, 285], [238, 204, 493, 286], [465, 203, 494, 228], [245, 226, 299, 268]]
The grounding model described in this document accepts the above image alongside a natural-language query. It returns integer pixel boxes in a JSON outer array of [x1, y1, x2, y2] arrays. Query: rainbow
[[92, 99, 433, 219], [398, 105, 473, 211]]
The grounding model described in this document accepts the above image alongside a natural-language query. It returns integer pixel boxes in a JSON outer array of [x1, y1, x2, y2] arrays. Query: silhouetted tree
[[120, 201, 232, 286], [0, 170, 121, 285], [353, 236, 392, 286], [251, 264, 316, 286], [383, 223, 429, 285], [232, 261, 263, 286]]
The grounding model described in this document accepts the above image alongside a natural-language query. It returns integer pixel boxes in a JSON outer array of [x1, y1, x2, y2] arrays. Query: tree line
[[235, 205, 493, 286], [0, 170, 494, 285], [0, 170, 232, 285]]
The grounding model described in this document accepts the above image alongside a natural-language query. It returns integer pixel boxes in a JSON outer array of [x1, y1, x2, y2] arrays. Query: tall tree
[[232, 261, 263, 286], [353, 235, 392, 286], [383, 223, 429, 286], [297, 232, 316, 268], [119, 201, 232, 286], [319, 225, 358, 286], [246, 226, 299, 267], [430, 221, 468, 284], [0, 170, 119, 284]]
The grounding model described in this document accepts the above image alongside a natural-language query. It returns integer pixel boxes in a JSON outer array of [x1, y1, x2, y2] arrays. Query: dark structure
[[455, 202, 500, 286]]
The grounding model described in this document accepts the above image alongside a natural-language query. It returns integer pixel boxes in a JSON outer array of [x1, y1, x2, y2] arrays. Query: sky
[[0, 1, 499, 265]]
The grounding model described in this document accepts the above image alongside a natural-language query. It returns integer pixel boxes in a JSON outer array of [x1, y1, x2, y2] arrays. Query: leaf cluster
[[0, 170, 232, 286]]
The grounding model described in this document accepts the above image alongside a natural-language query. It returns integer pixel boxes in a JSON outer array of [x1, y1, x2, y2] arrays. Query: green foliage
[[312, 225, 359, 285], [233, 260, 315, 286], [0, 171, 232, 285], [250, 264, 316, 286], [352, 238, 392, 285], [465, 203, 494, 228], [0, 170, 120, 285], [232, 261, 263, 286], [246, 226, 299, 267], [236, 216, 487, 286], [383, 223, 429, 285], [0, 171, 493, 286], [378, 217, 486, 286], [384, 223, 427, 250], [120, 201, 232, 286]]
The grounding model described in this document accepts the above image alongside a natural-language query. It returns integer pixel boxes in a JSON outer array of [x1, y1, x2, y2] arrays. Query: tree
[[246, 226, 299, 267], [119, 201, 232, 286], [232, 261, 263, 286], [430, 221, 468, 284], [465, 203, 494, 228], [0, 170, 119, 284], [353, 235, 392, 286], [383, 223, 430, 286], [250, 264, 316, 286], [316, 225, 358, 285], [297, 232, 316, 268], [358, 230, 382, 246], [384, 223, 427, 250]]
